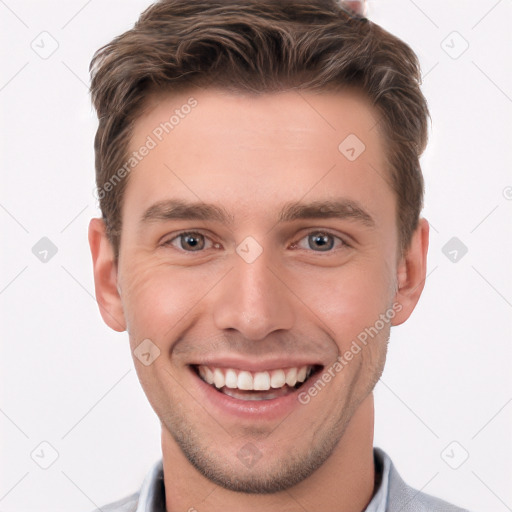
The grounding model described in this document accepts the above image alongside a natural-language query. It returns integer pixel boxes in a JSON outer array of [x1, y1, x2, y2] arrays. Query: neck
[[162, 393, 376, 512]]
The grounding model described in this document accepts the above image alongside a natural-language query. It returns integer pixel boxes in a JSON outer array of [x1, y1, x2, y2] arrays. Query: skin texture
[[89, 88, 429, 512], [343, 0, 367, 16]]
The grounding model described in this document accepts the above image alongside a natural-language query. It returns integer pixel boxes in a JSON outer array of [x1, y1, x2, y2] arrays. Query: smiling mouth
[[192, 364, 323, 401]]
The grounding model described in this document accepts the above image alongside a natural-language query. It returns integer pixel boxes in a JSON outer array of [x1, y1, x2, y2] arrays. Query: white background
[[1, 1, 511, 511]]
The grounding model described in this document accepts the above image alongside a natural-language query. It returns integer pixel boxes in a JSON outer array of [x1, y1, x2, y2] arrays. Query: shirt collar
[[365, 446, 391, 512], [135, 458, 165, 512], [136, 446, 391, 512]]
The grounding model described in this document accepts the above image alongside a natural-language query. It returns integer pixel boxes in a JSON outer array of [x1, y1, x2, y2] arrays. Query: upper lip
[[190, 356, 324, 373]]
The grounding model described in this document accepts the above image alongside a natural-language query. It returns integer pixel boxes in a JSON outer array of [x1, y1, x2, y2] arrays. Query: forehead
[[138, 86, 383, 152], [122, 87, 393, 230]]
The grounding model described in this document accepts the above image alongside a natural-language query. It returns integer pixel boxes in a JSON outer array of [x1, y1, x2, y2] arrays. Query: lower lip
[[190, 367, 313, 421]]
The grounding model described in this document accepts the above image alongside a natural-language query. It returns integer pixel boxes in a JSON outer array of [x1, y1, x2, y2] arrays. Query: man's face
[[97, 88, 419, 492]]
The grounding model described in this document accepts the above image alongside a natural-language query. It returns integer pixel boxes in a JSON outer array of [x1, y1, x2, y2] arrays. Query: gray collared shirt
[[94, 446, 472, 512]]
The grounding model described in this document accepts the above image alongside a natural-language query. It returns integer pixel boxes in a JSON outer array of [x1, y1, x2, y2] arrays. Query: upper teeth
[[197, 365, 313, 391]]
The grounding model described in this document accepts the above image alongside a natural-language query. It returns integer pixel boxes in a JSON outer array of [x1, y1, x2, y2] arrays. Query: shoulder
[[376, 447, 472, 512], [89, 491, 139, 512]]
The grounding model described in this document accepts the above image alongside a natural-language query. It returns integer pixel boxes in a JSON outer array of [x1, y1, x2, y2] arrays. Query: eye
[[162, 231, 220, 252], [290, 231, 349, 252]]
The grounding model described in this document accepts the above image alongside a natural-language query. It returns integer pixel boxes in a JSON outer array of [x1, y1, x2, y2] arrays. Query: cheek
[[119, 260, 220, 344], [290, 258, 394, 343], [120, 262, 175, 342]]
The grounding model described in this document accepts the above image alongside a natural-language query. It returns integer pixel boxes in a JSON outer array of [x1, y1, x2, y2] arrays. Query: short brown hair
[[90, 0, 429, 261]]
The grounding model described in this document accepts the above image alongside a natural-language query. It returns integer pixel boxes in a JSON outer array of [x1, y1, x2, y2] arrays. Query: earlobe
[[391, 217, 430, 326], [88, 218, 126, 332]]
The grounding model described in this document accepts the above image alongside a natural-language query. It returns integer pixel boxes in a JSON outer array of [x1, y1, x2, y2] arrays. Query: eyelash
[[161, 230, 351, 254]]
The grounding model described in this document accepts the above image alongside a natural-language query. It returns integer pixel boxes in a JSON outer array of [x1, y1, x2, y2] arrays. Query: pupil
[[310, 233, 333, 251], [183, 233, 204, 251]]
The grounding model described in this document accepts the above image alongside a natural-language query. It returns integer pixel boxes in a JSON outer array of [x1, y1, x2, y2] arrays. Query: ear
[[88, 218, 126, 332], [391, 217, 429, 326]]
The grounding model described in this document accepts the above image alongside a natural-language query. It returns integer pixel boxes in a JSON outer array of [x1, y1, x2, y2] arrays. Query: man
[[88, 1, 471, 511]]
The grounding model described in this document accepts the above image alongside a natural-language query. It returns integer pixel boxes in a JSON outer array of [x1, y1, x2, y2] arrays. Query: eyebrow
[[140, 198, 375, 228]]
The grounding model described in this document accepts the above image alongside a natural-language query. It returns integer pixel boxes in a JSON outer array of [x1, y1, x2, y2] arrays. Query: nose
[[212, 248, 295, 341]]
